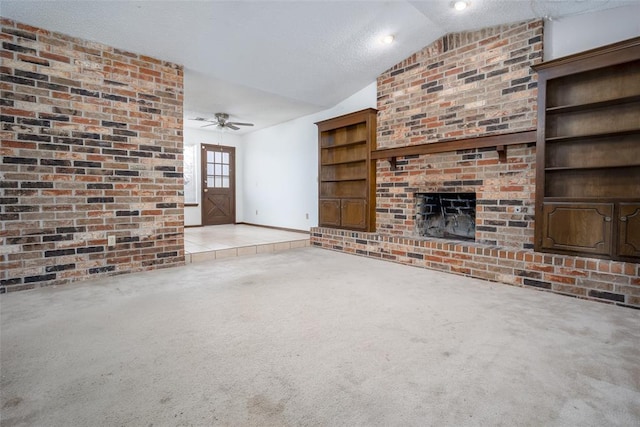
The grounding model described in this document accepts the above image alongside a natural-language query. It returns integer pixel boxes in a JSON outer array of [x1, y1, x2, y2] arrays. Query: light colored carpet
[[1, 247, 639, 426]]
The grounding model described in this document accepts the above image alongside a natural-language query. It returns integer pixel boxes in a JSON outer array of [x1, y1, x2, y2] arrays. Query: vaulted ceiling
[[3, 1, 635, 133]]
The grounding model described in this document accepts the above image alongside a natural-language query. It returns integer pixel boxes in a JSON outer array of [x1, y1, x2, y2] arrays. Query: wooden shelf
[[371, 130, 536, 163], [545, 128, 640, 143], [545, 164, 640, 171], [321, 177, 367, 183], [544, 197, 640, 203], [320, 139, 366, 149], [321, 159, 366, 166], [546, 94, 640, 114]]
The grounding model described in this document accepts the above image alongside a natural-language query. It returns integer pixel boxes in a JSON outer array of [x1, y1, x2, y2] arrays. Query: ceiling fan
[[192, 113, 254, 130]]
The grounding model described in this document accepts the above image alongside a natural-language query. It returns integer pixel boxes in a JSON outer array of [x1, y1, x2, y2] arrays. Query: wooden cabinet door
[[319, 199, 341, 227], [341, 199, 367, 230], [617, 203, 640, 258], [541, 202, 613, 255]]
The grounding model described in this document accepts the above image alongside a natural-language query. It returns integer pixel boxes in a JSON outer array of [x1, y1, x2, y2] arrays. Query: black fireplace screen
[[415, 193, 476, 241]]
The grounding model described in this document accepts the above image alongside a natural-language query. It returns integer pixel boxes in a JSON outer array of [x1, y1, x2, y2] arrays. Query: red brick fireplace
[[312, 20, 640, 308]]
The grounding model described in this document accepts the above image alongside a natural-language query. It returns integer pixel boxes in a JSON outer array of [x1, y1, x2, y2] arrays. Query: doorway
[[201, 144, 235, 225]]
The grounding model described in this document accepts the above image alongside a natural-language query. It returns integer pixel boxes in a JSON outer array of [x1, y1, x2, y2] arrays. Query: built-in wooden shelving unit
[[533, 36, 640, 261], [316, 108, 377, 231]]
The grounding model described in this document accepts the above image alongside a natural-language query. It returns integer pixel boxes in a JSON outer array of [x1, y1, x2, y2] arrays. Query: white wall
[[183, 127, 243, 226], [544, 4, 640, 60], [240, 82, 376, 231]]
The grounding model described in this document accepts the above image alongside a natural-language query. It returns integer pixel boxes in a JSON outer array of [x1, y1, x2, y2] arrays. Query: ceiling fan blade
[[201, 123, 216, 128], [227, 122, 254, 127], [192, 117, 207, 121], [226, 124, 240, 130]]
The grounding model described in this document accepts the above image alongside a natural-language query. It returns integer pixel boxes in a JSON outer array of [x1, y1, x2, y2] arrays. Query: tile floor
[[183, 224, 310, 263]]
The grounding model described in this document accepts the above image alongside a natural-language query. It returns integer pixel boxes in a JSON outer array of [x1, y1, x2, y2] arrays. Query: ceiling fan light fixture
[[453, 1, 469, 11], [193, 112, 254, 130]]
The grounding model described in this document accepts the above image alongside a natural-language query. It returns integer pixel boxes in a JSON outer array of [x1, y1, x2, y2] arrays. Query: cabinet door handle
[[605, 217, 612, 222], [620, 216, 627, 222]]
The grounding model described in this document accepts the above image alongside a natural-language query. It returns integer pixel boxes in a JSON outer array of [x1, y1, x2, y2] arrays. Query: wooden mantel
[[371, 130, 536, 169]]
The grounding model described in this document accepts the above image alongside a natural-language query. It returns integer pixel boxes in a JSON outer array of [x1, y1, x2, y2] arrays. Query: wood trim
[[185, 203, 198, 207], [237, 222, 310, 235], [532, 36, 640, 72], [315, 108, 378, 131], [496, 145, 507, 163], [532, 37, 640, 82], [534, 79, 547, 251], [371, 130, 536, 160]]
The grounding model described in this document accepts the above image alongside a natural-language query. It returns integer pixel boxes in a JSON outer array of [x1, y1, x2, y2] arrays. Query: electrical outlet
[[107, 235, 116, 246]]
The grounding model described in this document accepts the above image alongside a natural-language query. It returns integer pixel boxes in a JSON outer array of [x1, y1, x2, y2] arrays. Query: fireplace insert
[[415, 193, 476, 241]]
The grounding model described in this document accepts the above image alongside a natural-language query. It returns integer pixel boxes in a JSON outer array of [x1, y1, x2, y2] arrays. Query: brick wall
[[0, 18, 184, 292], [377, 143, 536, 249], [377, 20, 542, 149], [312, 20, 640, 309]]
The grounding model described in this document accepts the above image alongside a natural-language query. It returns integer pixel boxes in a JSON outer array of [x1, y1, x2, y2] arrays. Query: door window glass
[[206, 148, 231, 188]]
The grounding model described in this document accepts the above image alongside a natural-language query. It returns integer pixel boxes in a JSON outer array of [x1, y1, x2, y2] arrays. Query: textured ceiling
[[2, 0, 636, 133]]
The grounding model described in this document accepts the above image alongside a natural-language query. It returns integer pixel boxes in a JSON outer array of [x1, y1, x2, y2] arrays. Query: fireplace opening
[[416, 193, 476, 241]]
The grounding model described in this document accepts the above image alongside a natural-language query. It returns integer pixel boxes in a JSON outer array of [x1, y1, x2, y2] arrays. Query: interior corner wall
[[183, 128, 243, 226], [1, 18, 184, 293], [544, 4, 640, 60], [240, 82, 376, 231]]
